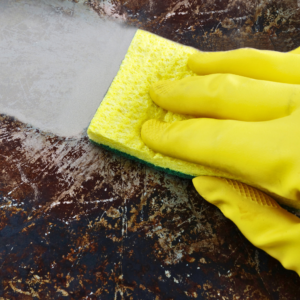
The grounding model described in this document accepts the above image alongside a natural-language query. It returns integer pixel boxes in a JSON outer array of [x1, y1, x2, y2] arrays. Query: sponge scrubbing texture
[[87, 30, 226, 179]]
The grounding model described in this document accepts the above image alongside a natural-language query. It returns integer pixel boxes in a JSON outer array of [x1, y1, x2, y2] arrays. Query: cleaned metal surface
[[1, 0, 300, 299], [0, 0, 136, 137]]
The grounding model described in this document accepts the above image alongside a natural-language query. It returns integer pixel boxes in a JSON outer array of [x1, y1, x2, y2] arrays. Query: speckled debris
[[0, 114, 300, 300], [88, 0, 300, 52]]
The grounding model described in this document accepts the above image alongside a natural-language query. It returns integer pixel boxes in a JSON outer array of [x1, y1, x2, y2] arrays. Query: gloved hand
[[141, 46, 300, 275]]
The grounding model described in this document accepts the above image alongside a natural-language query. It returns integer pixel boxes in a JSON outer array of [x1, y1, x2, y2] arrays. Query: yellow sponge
[[87, 30, 227, 179]]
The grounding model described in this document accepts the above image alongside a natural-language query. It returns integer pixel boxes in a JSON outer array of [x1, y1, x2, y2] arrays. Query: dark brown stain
[[1, 113, 300, 299], [87, 0, 300, 52]]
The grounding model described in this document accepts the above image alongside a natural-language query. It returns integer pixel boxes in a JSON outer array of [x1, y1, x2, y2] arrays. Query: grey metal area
[[0, 0, 137, 137]]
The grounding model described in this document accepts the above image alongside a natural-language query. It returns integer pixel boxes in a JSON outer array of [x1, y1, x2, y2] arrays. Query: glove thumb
[[193, 176, 300, 276]]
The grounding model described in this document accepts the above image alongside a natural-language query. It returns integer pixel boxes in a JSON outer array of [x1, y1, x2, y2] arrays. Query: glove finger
[[150, 74, 300, 121], [188, 48, 300, 85], [193, 176, 300, 276], [141, 116, 298, 202], [290, 47, 300, 54]]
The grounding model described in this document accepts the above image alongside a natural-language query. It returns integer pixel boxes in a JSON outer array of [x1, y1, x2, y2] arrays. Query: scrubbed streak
[[88, 30, 227, 178]]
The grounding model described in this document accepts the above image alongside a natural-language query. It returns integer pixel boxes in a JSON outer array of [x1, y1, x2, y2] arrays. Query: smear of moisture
[[0, 0, 136, 137]]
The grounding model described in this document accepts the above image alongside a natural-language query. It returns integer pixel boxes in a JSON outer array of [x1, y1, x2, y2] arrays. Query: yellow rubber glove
[[193, 176, 300, 276], [141, 47, 300, 275], [290, 46, 300, 54]]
